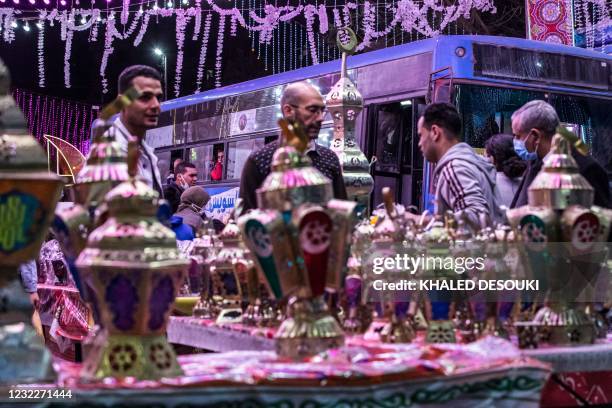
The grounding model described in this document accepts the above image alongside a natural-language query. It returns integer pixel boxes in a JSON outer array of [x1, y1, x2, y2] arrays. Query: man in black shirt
[[239, 82, 347, 212], [510, 100, 610, 209], [164, 162, 198, 213]]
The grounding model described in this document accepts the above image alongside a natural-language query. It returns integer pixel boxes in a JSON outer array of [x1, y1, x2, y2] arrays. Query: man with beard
[[110, 65, 164, 195], [238, 81, 347, 212]]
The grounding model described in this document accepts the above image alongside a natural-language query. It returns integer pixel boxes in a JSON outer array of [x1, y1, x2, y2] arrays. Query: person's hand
[[29, 292, 40, 310], [404, 211, 432, 228]]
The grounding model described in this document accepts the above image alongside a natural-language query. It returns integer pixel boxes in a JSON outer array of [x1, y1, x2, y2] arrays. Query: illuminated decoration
[[526, 0, 574, 45], [573, 0, 610, 52], [0, 1, 496, 93], [12, 88, 98, 156]]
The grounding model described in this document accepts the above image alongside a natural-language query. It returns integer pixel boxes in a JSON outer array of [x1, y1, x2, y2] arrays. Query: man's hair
[[118, 65, 162, 94], [280, 81, 320, 108], [175, 162, 196, 175], [511, 100, 559, 138], [421, 102, 462, 139]]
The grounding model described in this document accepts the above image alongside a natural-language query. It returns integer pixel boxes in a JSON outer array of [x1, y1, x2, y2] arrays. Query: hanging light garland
[[0, 1, 498, 94], [12, 88, 99, 155]]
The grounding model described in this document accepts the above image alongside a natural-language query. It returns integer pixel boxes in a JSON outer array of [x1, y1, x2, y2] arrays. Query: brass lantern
[[239, 119, 355, 359], [508, 134, 609, 347], [0, 59, 63, 385], [363, 188, 415, 343], [209, 220, 255, 325], [76, 141, 188, 380]]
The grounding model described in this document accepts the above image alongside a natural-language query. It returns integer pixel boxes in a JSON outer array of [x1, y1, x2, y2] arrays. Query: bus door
[[366, 98, 424, 211]]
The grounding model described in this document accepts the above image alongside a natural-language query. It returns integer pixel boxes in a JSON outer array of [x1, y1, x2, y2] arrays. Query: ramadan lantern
[[76, 141, 188, 380], [508, 133, 609, 347], [239, 119, 355, 359], [0, 59, 63, 384]]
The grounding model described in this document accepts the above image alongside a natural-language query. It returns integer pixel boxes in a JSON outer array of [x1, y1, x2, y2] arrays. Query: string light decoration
[[0, 1, 498, 93], [12, 88, 99, 156]]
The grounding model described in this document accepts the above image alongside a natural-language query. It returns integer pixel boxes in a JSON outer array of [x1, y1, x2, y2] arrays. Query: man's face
[[217, 151, 224, 163], [511, 116, 538, 153], [283, 88, 325, 140], [417, 116, 440, 163], [178, 167, 198, 187], [122, 76, 163, 131]]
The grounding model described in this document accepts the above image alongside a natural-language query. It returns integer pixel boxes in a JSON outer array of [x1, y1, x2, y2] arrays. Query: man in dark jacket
[[238, 81, 347, 212], [510, 100, 610, 208], [164, 162, 198, 213]]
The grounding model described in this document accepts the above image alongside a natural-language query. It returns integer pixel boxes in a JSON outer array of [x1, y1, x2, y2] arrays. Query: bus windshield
[[455, 84, 612, 175]]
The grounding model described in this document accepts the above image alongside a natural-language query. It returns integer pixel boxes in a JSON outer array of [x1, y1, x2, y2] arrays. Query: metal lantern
[[363, 188, 415, 343], [326, 27, 374, 212], [239, 119, 355, 359], [53, 89, 141, 296], [76, 142, 188, 380], [209, 220, 255, 325], [191, 227, 219, 319], [417, 214, 457, 344], [0, 59, 63, 384], [507, 134, 609, 347], [72, 88, 140, 208]]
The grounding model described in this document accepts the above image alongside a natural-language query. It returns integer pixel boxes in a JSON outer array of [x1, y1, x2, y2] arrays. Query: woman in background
[[173, 186, 211, 235], [484, 134, 527, 208]]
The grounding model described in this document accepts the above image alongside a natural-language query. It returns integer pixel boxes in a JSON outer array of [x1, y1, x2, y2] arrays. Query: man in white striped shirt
[[412, 103, 502, 230]]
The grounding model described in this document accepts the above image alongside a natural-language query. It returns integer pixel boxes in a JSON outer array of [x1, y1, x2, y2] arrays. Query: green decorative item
[[336, 27, 358, 55]]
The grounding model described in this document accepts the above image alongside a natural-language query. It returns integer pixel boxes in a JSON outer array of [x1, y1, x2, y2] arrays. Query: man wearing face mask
[[164, 162, 198, 214], [238, 81, 347, 212], [510, 100, 609, 208]]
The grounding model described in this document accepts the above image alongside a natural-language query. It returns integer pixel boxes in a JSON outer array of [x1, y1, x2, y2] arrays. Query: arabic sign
[[204, 186, 239, 219]]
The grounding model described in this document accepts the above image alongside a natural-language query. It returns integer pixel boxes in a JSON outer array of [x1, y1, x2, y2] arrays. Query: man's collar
[[305, 140, 318, 155], [113, 118, 151, 149]]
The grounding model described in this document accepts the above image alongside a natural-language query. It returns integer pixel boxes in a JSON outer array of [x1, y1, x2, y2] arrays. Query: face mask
[[513, 138, 537, 161]]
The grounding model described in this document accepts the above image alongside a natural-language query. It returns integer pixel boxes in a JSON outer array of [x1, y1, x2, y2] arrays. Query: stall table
[[167, 316, 612, 406], [6, 336, 550, 407]]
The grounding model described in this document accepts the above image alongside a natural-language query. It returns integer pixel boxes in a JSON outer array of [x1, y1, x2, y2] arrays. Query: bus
[[147, 35, 611, 218]]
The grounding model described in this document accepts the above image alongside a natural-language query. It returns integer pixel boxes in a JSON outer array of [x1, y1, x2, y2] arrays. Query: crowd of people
[[104, 64, 610, 241], [17, 63, 611, 333]]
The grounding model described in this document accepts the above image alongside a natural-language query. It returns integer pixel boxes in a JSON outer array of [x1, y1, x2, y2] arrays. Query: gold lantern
[[0, 59, 63, 384], [75, 141, 188, 380], [508, 134, 609, 347], [239, 119, 355, 359]]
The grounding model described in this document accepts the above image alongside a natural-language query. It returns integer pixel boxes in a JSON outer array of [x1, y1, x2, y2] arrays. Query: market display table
[[167, 316, 612, 406], [167, 316, 612, 372], [167, 316, 276, 352], [6, 337, 549, 407]]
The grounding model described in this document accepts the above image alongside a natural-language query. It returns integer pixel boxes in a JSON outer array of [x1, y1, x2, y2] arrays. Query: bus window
[[210, 143, 225, 181], [227, 138, 265, 179], [374, 104, 402, 174], [157, 150, 171, 185], [190, 145, 214, 182], [456, 84, 544, 147]]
